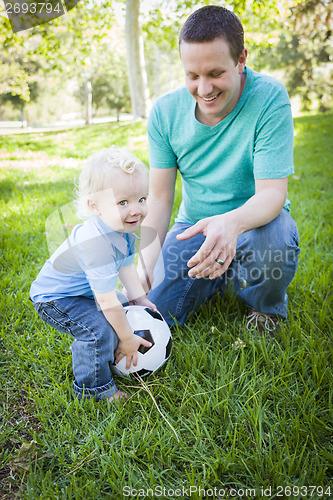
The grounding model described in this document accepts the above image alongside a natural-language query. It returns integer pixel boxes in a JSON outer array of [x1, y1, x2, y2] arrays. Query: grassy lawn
[[0, 114, 332, 499]]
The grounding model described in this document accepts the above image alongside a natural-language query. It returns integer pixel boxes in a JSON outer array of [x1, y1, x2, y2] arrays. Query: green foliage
[[91, 72, 131, 118], [75, 45, 131, 118], [143, 0, 292, 49], [0, 113, 332, 497], [0, 61, 30, 101], [142, 0, 311, 99], [260, 0, 333, 111], [0, 59, 41, 117], [3, 0, 324, 122], [0, 0, 115, 101]]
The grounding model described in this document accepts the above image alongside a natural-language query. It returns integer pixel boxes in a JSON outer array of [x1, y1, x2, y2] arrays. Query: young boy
[[30, 147, 157, 402]]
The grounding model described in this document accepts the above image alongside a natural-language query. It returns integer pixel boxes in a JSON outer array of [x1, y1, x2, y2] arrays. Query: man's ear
[[87, 198, 100, 215], [238, 48, 248, 73]]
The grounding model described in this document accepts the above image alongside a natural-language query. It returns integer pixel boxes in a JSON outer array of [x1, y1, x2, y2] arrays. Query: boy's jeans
[[148, 209, 300, 326], [33, 292, 128, 400]]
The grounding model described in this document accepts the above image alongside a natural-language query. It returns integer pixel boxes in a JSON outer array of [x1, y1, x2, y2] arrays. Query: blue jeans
[[148, 210, 300, 326], [33, 292, 129, 400]]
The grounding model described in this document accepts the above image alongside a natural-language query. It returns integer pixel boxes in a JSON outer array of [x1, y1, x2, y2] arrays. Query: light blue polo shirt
[[30, 215, 137, 303], [148, 66, 294, 224]]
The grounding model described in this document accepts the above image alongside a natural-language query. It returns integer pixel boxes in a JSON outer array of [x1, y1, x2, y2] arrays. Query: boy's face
[[180, 37, 247, 127], [89, 169, 149, 233]]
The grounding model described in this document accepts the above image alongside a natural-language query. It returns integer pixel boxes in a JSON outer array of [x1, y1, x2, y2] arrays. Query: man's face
[[180, 37, 247, 126]]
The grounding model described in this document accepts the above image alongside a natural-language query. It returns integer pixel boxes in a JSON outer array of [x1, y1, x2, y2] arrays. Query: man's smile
[[199, 92, 222, 103]]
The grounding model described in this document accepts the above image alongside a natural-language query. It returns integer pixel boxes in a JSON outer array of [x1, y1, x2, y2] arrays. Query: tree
[[125, 0, 150, 118], [0, 57, 41, 122], [92, 70, 131, 120], [2, 0, 317, 123], [0, 60, 30, 101], [75, 47, 131, 121], [252, 0, 333, 111], [0, 0, 116, 123]]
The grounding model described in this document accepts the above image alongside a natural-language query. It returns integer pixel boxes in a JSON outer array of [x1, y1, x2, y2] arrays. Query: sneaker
[[246, 309, 281, 338]]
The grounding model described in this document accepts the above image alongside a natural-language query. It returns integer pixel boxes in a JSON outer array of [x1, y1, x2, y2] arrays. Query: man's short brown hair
[[179, 5, 244, 64]]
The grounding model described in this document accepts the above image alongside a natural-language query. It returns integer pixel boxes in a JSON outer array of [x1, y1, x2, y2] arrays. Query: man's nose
[[197, 78, 214, 96]]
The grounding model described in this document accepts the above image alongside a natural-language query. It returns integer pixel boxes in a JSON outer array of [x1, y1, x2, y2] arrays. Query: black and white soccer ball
[[110, 305, 172, 378]]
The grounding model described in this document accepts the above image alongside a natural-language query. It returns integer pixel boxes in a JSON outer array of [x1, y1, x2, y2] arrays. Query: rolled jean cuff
[[73, 380, 118, 400]]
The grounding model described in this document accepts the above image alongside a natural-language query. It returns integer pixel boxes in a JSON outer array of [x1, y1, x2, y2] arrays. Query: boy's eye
[[139, 197, 146, 203], [119, 200, 128, 206]]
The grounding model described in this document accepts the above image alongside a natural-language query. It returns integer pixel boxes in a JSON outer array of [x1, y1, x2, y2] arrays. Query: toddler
[[30, 147, 156, 402]]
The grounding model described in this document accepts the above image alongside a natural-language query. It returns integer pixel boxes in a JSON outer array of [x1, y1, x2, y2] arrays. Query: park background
[[1, 0, 332, 498], [1, 0, 332, 125]]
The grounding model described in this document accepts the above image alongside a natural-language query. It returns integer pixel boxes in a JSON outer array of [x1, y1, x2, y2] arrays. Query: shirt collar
[[91, 215, 139, 254]]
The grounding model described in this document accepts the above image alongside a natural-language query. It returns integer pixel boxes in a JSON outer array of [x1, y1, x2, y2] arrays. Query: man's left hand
[[176, 213, 239, 279]]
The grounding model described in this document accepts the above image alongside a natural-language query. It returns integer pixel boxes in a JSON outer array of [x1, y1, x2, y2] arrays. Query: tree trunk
[[20, 104, 25, 127], [154, 44, 160, 99], [125, 0, 150, 119], [83, 72, 92, 125]]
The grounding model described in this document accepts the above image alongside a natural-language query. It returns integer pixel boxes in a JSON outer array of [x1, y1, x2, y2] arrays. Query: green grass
[[0, 114, 332, 499]]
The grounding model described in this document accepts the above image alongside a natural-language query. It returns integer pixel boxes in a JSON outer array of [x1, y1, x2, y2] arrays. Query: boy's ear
[[87, 198, 100, 215]]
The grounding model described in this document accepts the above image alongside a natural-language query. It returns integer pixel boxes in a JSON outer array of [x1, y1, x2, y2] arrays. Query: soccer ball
[[110, 305, 172, 378]]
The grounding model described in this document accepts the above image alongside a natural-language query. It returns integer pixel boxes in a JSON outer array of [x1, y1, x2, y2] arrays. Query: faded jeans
[[148, 209, 300, 326], [33, 292, 129, 400]]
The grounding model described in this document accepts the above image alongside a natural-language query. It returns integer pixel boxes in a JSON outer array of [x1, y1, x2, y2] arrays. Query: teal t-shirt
[[147, 67, 294, 224]]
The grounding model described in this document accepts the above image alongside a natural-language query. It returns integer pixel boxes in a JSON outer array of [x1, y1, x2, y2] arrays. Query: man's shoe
[[246, 309, 281, 338]]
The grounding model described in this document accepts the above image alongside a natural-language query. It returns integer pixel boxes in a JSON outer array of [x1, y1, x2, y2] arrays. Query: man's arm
[[137, 166, 177, 292], [177, 177, 288, 279], [94, 289, 152, 369], [233, 177, 288, 233]]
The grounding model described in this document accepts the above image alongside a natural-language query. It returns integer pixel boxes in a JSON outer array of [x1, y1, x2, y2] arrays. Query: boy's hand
[[133, 296, 158, 312], [121, 289, 158, 313], [114, 333, 152, 370]]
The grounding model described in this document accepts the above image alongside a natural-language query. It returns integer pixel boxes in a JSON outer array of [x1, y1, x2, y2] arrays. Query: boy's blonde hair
[[75, 146, 148, 219]]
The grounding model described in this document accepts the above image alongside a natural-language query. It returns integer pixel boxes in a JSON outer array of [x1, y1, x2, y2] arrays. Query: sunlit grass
[[0, 115, 332, 499]]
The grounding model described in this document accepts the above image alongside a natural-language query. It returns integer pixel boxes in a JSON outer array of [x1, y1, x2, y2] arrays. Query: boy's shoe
[[246, 309, 281, 339]]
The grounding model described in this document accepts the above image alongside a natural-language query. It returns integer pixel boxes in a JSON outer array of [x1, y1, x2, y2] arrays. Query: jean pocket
[[38, 302, 73, 336]]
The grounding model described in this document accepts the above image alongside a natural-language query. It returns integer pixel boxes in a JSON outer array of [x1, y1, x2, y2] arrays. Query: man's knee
[[236, 210, 300, 282]]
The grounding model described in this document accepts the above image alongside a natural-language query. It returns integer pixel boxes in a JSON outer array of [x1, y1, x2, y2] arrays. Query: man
[[139, 5, 300, 336]]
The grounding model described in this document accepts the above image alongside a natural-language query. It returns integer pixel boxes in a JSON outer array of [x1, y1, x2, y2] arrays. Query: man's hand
[[176, 213, 239, 279], [176, 179, 288, 280], [114, 333, 152, 370]]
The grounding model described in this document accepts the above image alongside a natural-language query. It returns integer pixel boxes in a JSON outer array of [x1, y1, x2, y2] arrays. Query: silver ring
[[215, 258, 225, 267]]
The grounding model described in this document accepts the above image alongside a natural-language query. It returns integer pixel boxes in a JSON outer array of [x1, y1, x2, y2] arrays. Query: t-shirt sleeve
[[253, 96, 294, 179], [147, 102, 177, 169]]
